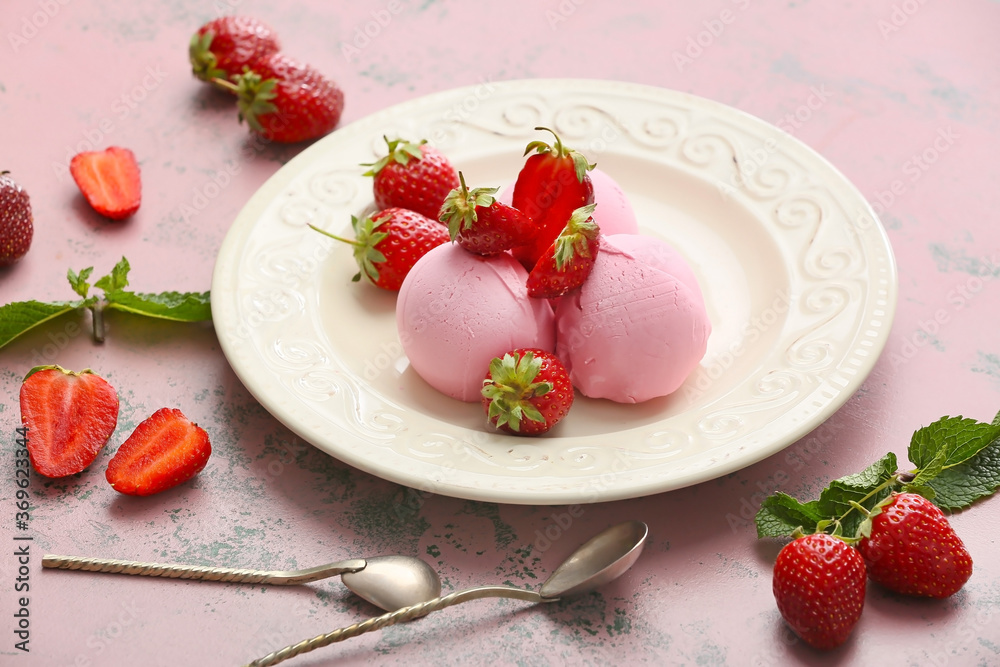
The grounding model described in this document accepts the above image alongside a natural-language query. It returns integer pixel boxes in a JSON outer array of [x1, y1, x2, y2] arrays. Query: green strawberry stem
[[524, 126, 596, 182], [552, 203, 599, 270], [482, 351, 552, 432], [439, 171, 497, 238], [308, 219, 387, 283], [361, 137, 426, 177]]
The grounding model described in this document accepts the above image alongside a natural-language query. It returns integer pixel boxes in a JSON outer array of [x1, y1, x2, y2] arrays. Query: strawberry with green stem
[[363, 137, 459, 221], [439, 172, 535, 256], [189, 16, 280, 87], [482, 349, 574, 436], [772, 533, 866, 650], [856, 492, 973, 598], [309, 208, 449, 291], [511, 126, 595, 270], [214, 53, 344, 143], [526, 203, 599, 298]]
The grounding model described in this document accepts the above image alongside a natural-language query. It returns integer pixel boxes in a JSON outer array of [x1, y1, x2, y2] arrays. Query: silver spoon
[[247, 520, 649, 667], [41, 553, 441, 612]]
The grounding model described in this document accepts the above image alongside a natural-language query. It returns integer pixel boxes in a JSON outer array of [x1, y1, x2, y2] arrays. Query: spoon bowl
[[342, 555, 442, 611]]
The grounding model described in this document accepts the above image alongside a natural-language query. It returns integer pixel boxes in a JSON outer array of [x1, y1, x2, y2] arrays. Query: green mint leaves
[[756, 412, 1000, 540], [0, 257, 211, 350]]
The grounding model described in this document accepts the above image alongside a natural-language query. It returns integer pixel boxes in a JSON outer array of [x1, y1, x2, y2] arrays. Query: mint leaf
[[755, 493, 823, 538], [909, 416, 1000, 470], [816, 452, 898, 535], [0, 300, 84, 349], [910, 447, 947, 487], [94, 257, 131, 294], [105, 291, 211, 321], [67, 267, 94, 298], [927, 436, 1000, 511]]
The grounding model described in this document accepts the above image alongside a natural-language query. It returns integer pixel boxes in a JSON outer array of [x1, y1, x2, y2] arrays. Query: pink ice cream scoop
[[498, 167, 639, 236], [396, 243, 556, 402], [555, 234, 710, 403]]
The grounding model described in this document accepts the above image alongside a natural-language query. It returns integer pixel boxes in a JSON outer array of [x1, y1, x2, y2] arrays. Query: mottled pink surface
[[1, 1, 999, 666]]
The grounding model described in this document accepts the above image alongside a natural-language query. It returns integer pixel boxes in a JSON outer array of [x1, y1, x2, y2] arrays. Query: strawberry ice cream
[[396, 243, 556, 402], [554, 233, 710, 403], [498, 167, 639, 236]]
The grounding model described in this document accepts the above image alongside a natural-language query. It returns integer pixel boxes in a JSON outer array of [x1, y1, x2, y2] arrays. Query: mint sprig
[[755, 412, 1000, 541], [0, 257, 211, 350]]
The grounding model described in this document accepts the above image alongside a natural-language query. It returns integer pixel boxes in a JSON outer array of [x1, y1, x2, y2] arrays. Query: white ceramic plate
[[212, 79, 897, 505]]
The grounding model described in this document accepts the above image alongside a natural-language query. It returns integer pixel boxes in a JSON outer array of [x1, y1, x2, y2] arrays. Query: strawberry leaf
[[927, 429, 1000, 511], [104, 291, 211, 321], [755, 493, 823, 538], [0, 300, 87, 349], [908, 415, 1000, 470]]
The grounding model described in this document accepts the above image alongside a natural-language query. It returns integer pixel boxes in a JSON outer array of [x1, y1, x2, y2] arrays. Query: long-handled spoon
[[246, 520, 649, 667], [42, 553, 441, 612]]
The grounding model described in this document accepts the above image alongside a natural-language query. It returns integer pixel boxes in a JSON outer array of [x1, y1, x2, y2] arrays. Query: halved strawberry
[[106, 407, 211, 496], [19, 365, 119, 477], [309, 208, 449, 290], [439, 172, 535, 256], [526, 204, 599, 298], [363, 137, 459, 220], [69, 147, 141, 220], [511, 127, 595, 269], [482, 349, 574, 436]]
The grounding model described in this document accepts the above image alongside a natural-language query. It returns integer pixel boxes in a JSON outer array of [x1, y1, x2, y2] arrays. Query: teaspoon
[[246, 520, 648, 667], [42, 553, 442, 612]]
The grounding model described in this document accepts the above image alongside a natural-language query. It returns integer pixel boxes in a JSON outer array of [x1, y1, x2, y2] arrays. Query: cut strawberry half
[[19, 365, 119, 477], [69, 147, 142, 220], [106, 407, 211, 496]]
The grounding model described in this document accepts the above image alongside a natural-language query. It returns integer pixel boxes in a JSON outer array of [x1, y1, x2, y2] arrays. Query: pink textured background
[[2, 1, 999, 665]]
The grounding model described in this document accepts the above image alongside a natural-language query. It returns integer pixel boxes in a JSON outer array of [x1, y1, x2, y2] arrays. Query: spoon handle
[[245, 585, 544, 667], [42, 555, 367, 585]]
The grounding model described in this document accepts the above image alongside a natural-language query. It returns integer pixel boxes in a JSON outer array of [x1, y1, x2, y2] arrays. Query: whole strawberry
[[772, 533, 866, 650], [511, 126, 595, 270], [363, 137, 459, 221], [20, 366, 119, 477], [439, 172, 535, 256], [309, 208, 449, 290], [230, 52, 344, 143], [857, 493, 973, 598], [482, 349, 573, 436], [0, 171, 33, 266], [526, 203, 599, 298], [189, 16, 280, 86]]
